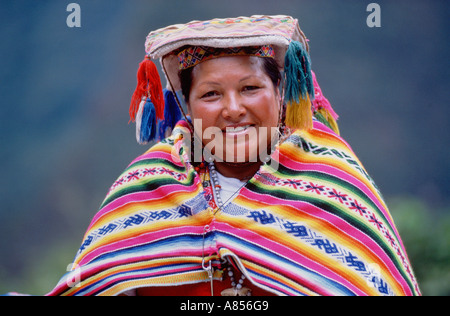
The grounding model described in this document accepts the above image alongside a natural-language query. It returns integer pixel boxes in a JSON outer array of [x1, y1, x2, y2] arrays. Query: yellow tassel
[[318, 108, 340, 135], [285, 95, 313, 131]]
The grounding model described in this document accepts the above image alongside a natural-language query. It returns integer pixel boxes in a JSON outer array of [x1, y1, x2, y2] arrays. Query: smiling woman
[[47, 15, 421, 296]]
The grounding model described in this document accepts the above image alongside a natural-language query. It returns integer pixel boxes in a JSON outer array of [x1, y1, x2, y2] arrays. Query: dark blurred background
[[0, 0, 448, 295]]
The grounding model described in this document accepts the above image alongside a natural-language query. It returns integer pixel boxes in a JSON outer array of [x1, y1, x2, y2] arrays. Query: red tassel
[[129, 56, 164, 122]]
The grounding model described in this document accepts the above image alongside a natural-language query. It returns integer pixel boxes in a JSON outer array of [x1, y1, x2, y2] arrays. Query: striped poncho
[[48, 119, 420, 296]]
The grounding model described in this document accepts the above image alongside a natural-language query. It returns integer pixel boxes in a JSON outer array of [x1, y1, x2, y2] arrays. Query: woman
[[48, 15, 420, 296]]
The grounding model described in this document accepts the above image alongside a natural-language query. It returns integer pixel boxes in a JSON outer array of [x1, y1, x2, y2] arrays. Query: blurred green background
[[0, 0, 448, 296]]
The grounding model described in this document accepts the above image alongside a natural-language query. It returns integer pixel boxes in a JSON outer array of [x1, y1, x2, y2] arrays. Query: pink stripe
[[87, 183, 200, 232], [79, 225, 205, 266], [129, 150, 184, 167], [312, 119, 337, 134], [83, 262, 199, 296], [250, 276, 302, 296]]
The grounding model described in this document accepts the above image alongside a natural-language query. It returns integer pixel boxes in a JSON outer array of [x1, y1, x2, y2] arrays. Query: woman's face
[[187, 55, 280, 163]]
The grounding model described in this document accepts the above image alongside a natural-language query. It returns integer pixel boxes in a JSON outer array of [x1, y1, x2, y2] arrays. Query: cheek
[[187, 101, 203, 120], [253, 94, 280, 127], [188, 102, 221, 142]]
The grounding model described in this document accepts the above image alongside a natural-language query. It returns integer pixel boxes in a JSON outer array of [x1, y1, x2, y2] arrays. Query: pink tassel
[[311, 71, 338, 120]]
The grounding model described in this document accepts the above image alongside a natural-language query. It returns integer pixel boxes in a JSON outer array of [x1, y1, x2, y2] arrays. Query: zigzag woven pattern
[[48, 119, 420, 296]]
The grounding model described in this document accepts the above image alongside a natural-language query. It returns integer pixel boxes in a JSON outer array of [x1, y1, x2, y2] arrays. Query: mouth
[[223, 125, 254, 135]]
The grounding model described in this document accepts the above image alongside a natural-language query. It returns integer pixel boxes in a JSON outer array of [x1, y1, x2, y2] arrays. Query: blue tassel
[[158, 89, 182, 139], [284, 41, 314, 102], [139, 98, 157, 144]]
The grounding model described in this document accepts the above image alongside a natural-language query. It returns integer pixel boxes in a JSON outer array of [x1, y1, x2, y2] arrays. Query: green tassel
[[284, 41, 315, 130]]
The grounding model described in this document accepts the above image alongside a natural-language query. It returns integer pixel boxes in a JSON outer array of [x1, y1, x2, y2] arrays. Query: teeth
[[225, 125, 250, 133]]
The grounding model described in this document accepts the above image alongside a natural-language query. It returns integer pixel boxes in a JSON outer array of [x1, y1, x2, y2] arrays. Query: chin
[[205, 136, 271, 164], [221, 143, 260, 163]]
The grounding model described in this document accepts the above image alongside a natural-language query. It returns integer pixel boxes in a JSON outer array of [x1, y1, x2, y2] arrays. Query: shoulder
[[100, 127, 192, 208], [281, 120, 364, 174], [273, 119, 383, 203]]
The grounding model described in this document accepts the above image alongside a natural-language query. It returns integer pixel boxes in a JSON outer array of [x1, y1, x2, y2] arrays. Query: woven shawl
[[47, 120, 420, 296]]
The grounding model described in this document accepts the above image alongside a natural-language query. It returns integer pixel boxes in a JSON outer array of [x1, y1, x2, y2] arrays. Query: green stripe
[[100, 158, 194, 208]]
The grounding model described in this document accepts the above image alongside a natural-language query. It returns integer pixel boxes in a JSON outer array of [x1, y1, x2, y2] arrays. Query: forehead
[[191, 55, 265, 81]]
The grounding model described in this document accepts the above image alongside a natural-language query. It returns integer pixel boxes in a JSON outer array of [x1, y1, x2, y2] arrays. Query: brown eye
[[201, 91, 219, 99], [244, 86, 259, 91]]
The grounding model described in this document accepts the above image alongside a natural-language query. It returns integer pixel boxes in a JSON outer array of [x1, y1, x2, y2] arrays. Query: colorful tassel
[[158, 89, 182, 139], [283, 41, 315, 130], [138, 98, 157, 144], [135, 98, 146, 143], [129, 56, 164, 123], [311, 71, 338, 120], [311, 70, 340, 135], [285, 95, 313, 131]]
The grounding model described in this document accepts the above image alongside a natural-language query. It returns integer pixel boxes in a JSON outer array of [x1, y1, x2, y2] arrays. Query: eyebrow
[[239, 75, 259, 83], [199, 75, 259, 86], [198, 81, 221, 87]]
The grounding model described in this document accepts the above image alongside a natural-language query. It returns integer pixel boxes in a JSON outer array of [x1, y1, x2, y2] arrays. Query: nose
[[222, 93, 246, 121]]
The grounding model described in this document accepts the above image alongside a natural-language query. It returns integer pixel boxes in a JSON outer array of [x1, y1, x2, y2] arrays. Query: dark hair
[[179, 56, 281, 103]]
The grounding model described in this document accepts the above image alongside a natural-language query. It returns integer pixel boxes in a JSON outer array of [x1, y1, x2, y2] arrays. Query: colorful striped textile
[[47, 119, 420, 296]]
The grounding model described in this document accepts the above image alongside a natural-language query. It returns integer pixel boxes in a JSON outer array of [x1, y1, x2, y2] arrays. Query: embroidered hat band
[[177, 45, 276, 70]]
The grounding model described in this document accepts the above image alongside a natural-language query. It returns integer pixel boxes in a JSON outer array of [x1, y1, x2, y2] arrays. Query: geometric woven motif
[[243, 207, 395, 295], [253, 170, 411, 279], [77, 193, 208, 257]]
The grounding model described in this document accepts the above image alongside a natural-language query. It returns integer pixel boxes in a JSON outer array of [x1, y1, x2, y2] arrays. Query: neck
[[213, 160, 262, 181]]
